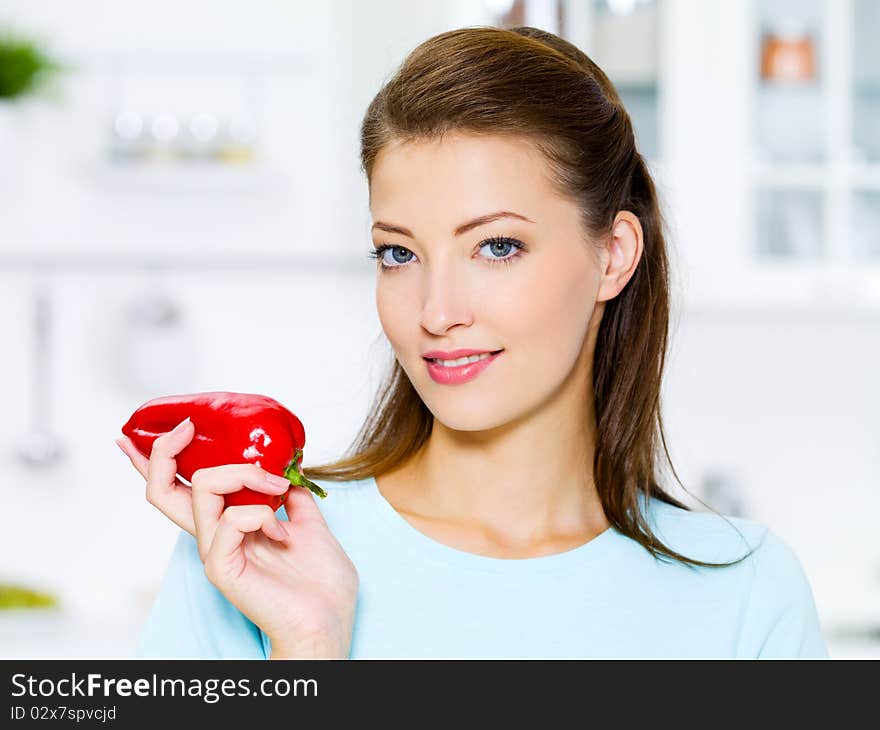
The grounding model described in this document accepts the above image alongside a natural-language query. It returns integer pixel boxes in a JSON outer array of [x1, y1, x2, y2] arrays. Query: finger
[[117, 435, 190, 491], [204, 505, 287, 580], [116, 432, 195, 535], [283, 477, 328, 527], [115, 436, 150, 480], [144, 417, 197, 536], [190, 463, 291, 562]]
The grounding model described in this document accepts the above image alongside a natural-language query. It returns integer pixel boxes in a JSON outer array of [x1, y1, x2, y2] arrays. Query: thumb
[[150, 416, 195, 459], [148, 416, 195, 486]]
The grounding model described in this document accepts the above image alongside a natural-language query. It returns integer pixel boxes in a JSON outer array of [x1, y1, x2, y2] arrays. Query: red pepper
[[120, 391, 327, 512]]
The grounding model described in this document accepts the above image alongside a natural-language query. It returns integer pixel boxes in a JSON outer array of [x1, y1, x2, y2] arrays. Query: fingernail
[[171, 416, 191, 433], [114, 438, 127, 454], [265, 473, 291, 490]]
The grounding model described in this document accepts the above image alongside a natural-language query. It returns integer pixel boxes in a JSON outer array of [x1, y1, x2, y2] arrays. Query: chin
[[425, 397, 515, 433], [433, 414, 506, 433]]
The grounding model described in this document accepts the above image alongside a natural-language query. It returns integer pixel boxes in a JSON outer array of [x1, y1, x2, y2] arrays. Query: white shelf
[[0, 253, 371, 273], [750, 161, 880, 190], [850, 164, 880, 189], [61, 49, 316, 78], [682, 261, 880, 316], [87, 159, 291, 195], [751, 162, 829, 189]]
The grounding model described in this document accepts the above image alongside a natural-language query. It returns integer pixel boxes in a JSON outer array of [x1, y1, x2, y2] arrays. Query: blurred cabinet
[[565, 0, 880, 313], [852, 0, 880, 165], [744, 0, 880, 311], [849, 0, 880, 264], [752, 0, 880, 270], [584, 0, 660, 163], [562, 0, 661, 163]]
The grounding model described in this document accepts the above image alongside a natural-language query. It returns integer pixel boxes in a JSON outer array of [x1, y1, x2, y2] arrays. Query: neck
[[383, 370, 608, 550]]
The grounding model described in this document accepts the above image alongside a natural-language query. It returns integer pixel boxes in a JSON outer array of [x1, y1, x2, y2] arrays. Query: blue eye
[[477, 235, 523, 262], [367, 235, 526, 271], [368, 245, 415, 268]]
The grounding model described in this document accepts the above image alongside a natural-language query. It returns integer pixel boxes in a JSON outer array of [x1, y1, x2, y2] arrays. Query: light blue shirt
[[133, 476, 828, 659]]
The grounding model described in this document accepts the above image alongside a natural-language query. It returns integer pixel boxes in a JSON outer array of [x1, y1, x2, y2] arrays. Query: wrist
[[269, 627, 351, 659], [269, 636, 349, 659]]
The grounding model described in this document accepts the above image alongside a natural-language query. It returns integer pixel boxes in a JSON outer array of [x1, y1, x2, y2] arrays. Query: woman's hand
[[115, 419, 359, 658]]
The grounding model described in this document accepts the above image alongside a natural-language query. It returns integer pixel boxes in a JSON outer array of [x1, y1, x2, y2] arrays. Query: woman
[[118, 26, 827, 659]]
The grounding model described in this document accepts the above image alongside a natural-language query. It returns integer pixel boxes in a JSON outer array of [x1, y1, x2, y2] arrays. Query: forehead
[[369, 133, 559, 222]]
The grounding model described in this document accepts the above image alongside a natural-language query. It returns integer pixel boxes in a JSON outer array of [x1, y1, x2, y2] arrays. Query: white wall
[[663, 310, 880, 643]]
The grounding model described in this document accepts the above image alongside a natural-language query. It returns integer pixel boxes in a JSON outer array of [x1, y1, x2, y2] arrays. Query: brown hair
[[304, 25, 753, 569]]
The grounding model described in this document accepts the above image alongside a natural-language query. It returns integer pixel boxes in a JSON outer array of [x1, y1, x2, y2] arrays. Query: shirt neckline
[[364, 474, 624, 575]]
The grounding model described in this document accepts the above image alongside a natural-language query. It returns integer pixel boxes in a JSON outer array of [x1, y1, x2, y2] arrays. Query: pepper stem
[[283, 448, 328, 499]]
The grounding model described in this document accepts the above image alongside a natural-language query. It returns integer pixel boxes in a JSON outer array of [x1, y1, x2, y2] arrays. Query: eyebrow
[[371, 210, 535, 239]]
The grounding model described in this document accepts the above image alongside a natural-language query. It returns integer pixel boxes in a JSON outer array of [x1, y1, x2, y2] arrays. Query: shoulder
[[646, 495, 809, 582], [644, 496, 827, 657], [643, 495, 770, 566]]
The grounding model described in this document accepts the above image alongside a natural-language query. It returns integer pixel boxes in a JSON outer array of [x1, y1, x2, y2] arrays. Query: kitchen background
[[0, 0, 877, 658]]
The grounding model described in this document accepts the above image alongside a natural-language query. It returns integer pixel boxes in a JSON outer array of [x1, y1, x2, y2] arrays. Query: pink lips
[[424, 350, 503, 385]]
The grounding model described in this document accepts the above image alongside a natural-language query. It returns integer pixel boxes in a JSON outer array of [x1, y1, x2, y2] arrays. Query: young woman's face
[[369, 132, 606, 432]]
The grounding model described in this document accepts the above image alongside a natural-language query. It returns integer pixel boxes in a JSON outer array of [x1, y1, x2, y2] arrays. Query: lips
[[423, 348, 503, 361], [424, 350, 503, 385]]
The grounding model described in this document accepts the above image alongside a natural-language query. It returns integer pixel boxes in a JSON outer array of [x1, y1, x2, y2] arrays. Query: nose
[[419, 264, 474, 335]]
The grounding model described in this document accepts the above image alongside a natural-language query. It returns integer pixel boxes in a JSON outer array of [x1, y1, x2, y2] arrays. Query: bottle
[[760, 18, 817, 83]]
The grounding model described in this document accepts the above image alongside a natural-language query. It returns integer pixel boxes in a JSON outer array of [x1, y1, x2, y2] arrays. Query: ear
[[596, 211, 644, 303]]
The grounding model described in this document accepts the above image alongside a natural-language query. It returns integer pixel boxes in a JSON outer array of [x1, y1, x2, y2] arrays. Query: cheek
[[501, 257, 597, 349], [375, 282, 411, 348]]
